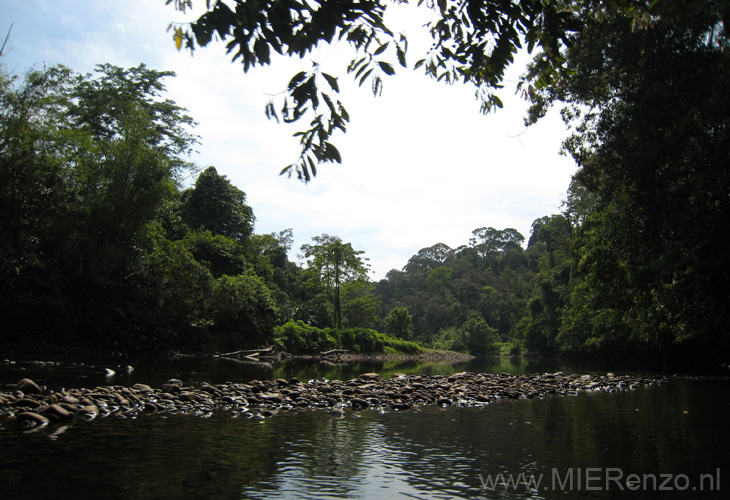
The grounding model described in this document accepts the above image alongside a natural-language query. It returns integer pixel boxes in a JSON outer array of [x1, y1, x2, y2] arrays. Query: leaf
[[378, 61, 395, 75], [280, 164, 294, 177], [254, 38, 271, 65], [265, 101, 279, 123], [288, 71, 308, 91], [358, 68, 374, 87], [397, 47, 407, 68], [371, 75, 383, 96], [325, 142, 342, 163], [322, 73, 339, 92], [347, 57, 367, 73], [373, 42, 389, 56], [174, 28, 183, 51]]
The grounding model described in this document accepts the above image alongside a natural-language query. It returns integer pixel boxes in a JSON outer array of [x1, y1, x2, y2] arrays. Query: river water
[[1, 357, 728, 500]]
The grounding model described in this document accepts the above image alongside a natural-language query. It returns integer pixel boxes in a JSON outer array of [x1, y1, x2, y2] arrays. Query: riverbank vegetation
[[2, 1, 729, 368]]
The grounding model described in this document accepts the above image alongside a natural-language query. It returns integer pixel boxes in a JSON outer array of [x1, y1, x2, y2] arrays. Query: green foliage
[[341, 280, 380, 329], [376, 225, 534, 350], [0, 63, 198, 347], [431, 327, 467, 353], [274, 321, 337, 354], [525, 0, 730, 365], [384, 306, 413, 340], [301, 234, 370, 329], [0, 63, 290, 355], [460, 313, 500, 356], [181, 166, 255, 245], [273, 321, 423, 355], [208, 272, 279, 349], [170, 0, 634, 180], [181, 229, 247, 278], [508, 341, 523, 357], [7, 0, 730, 370]]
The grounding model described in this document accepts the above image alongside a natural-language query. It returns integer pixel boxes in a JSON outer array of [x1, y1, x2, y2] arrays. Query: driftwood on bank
[[214, 347, 277, 360], [320, 349, 349, 359]]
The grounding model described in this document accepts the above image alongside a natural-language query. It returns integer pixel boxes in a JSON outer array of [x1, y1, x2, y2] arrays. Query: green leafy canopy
[[167, 0, 647, 181]]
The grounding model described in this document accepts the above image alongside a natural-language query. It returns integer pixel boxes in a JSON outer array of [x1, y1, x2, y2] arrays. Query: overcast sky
[[1, 0, 576, 280]]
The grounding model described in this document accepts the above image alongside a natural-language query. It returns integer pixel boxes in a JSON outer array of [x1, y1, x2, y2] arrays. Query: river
[[1, 356, 728, 499]]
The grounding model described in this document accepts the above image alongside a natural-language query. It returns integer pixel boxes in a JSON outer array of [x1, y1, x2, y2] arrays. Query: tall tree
[[301, 234, 370, 329], [527, 0, 730, 364], [0, 64, 198, 343], [181, 166, 255, 245]]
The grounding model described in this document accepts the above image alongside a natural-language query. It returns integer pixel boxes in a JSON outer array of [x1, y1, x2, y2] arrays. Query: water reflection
[[0, 355, 589, 392], [2, 360, 729, 500], [0, 355, 648, 391]]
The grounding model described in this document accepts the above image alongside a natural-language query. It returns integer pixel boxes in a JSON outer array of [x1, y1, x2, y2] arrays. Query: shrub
[[274, 320, 336, 354], [274, 322, 424, 355]]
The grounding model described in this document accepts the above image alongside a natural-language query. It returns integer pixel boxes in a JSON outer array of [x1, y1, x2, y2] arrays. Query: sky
[[1, 0, 577, 280]]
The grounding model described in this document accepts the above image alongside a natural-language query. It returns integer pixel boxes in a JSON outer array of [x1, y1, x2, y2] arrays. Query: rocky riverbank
[[0, 371, 668, 433]]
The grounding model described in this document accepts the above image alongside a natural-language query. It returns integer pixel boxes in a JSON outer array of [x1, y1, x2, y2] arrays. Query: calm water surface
[[1, 357, 728, 500]]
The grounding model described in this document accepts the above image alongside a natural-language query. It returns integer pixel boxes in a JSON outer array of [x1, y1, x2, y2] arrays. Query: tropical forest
[[1, 0, 729, 374]]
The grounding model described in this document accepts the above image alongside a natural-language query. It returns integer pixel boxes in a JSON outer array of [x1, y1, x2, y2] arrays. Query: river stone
[[178, 391, 200, 402], [329, 407, 346, 418], [16, 378, 42, 395], [17, 412, 49, 429], [132, 383, 153, 393], [359, 373, 381, 381], [161, 383, 181, 394], [12, 398, 41, 409], [351, 398, 369, 410], [76, 406, 99, 421], [43, 404, 72, 421]]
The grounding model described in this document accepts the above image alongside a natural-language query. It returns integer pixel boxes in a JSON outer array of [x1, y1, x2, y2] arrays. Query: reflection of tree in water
[[308, 417, 365, 478], [237, 411, 379, 499]]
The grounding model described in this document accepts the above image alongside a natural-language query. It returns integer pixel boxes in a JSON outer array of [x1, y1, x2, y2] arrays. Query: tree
[[169, 0, 649, 180], [301, 234, 370, 329], [384, 306, 413, 340], [68, 63, 198, 171], [470, 227, 525, 258], [460, 312, 499, 355], [527, 1, 730, 364], [404, 243, 454, 273], [0, 64, 198, 344], [181, 166, 255, 245], [342, 280, 380, 329], [181, 229, 247, 278], [207, 271, 279, 349]]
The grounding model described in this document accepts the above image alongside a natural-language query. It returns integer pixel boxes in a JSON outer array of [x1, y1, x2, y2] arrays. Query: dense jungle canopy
[[1, 1, 728, 369]]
